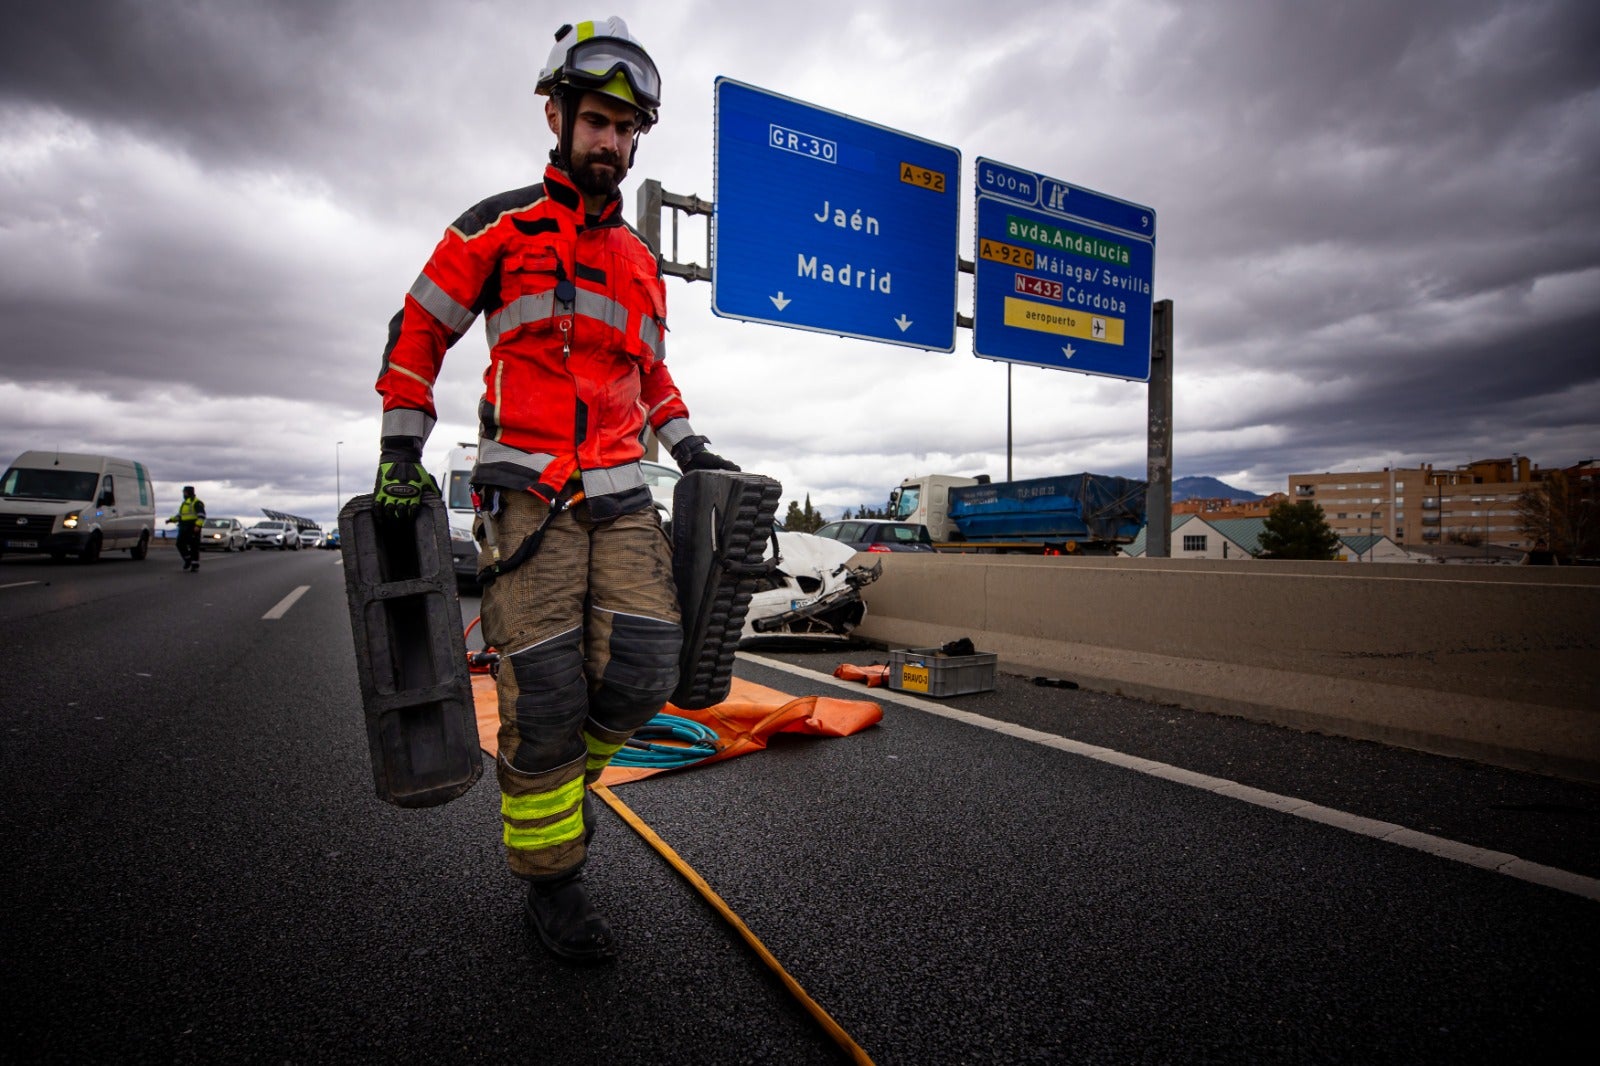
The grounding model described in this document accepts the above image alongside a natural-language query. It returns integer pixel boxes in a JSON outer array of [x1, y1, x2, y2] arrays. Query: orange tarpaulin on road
[[832, 663, 890, 687], [471, 673, 882, 787]]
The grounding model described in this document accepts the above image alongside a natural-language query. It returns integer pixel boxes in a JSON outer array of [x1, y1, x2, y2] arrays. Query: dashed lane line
[[743, 653, 1600, 903], [1, 581, 42, 590], [263, 585, 311, 620]]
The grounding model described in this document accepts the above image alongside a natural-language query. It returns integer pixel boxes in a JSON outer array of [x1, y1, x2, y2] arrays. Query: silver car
[[245, 520, 299, 551], [200, 517, 247, 552]]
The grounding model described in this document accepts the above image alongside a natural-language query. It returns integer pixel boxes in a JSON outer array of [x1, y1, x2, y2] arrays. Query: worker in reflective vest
[[370, 16, 738, 964], [167, 486, 207, 572]]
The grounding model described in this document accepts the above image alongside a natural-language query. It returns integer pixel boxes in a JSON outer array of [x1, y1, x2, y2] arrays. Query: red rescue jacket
[[376, 165, 698, 518]]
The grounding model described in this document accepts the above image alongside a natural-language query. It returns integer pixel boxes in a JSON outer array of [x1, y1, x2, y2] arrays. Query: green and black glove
[[373, 437, 439, 523], [670, 435, 741, 473]]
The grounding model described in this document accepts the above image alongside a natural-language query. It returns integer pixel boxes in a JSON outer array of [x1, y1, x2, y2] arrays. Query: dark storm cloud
[[0, 0, 1595, 516], [0, 0, 353, 162]]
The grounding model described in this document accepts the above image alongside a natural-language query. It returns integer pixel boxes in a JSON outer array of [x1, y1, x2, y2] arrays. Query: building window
[[1182, 535, 1208, 552]]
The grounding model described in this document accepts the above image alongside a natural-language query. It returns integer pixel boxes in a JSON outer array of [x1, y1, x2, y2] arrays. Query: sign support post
[[1146, 299, 1173, 558]]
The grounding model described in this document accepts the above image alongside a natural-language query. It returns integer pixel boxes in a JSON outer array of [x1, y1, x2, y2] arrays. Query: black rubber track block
[[669, 470, 783, 709], [339, 493, 483, 808]]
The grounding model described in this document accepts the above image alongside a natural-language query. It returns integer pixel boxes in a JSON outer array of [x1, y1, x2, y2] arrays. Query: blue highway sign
[[712, 77, 961, 351], [972, 157, 1156, 381]]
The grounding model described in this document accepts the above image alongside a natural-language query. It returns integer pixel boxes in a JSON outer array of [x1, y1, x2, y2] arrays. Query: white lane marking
[[263, 585, 311, 620], [1, 581, 42, 590], [743, 653, 1600, 903]]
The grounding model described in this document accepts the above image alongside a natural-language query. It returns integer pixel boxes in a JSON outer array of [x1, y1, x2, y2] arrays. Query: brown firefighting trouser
[[478, 492, 681, 881]]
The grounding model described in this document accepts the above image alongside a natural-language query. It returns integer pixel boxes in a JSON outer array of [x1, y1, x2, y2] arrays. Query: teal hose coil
[[612, 713, 721, 769]]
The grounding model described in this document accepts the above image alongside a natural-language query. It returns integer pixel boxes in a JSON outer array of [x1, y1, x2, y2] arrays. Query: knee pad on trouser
[[501, 627, 588, 775], [582, 611, 683, 783], [497, 628, 590, 880]]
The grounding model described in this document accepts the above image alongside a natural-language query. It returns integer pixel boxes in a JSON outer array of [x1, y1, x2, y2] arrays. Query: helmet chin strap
[[554, 90, 579, 172]]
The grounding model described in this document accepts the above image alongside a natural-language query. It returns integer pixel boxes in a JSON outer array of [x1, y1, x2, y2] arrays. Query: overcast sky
[[2, 0, 1596, 525]]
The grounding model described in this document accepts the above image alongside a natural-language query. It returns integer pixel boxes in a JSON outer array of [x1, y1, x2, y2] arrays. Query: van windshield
[[0, 467, 100, 501], [447, 470, 473, 511]]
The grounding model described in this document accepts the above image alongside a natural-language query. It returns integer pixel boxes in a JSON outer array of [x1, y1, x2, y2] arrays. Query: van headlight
[[63, 512, 80, 529]]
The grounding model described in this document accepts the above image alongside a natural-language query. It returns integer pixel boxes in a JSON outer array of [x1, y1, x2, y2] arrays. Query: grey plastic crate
[[339, 493, 482, 808], [886, 646, 998, 698]]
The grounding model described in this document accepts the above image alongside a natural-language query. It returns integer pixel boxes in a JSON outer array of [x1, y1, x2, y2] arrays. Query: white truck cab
[[0, 450, 157, 562], [888, 474, 980, 541]]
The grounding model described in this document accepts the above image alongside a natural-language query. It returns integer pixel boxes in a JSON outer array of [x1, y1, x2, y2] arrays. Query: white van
[[443, 444, 478, 585], [0, 451, 158, 563]]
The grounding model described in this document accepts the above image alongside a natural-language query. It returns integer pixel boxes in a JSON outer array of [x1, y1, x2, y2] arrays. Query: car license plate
[[7, 539, 38, 549]]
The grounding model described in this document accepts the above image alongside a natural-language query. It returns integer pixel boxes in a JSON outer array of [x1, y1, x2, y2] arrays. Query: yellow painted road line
[[593, 785, 876, 1065], [745, 653, 1600, 904], [262, 585, 311, 620]]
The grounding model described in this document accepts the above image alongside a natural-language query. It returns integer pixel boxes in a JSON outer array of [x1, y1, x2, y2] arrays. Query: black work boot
[[525, 872, 615, 964]]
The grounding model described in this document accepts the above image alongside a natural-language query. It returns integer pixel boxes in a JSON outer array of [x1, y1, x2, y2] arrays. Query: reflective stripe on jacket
[[375, 166, 696, 518]]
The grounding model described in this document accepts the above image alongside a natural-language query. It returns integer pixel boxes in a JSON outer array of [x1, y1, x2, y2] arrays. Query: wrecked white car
[[740, 530, 881, 642]]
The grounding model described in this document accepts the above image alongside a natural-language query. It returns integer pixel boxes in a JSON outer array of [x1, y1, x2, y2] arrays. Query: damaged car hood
[[741, 531, 881, 641]]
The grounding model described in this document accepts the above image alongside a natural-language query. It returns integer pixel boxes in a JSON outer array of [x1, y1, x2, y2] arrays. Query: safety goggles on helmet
[[554, 35, 661, 115]]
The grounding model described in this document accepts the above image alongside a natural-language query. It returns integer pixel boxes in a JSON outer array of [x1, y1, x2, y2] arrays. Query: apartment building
[[1288, 457, 1537, 549], [1172, 493, 1288, 519]]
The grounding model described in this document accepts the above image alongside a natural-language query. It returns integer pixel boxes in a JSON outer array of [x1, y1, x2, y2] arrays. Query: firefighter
[[167, 485, 207, 572], [371, 16, 737, 963]]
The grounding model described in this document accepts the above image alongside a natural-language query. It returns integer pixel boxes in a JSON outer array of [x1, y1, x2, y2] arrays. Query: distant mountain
[[1171, 476, 1264, 503]]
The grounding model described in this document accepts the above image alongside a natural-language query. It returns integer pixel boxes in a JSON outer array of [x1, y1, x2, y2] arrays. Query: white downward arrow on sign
[[895, 315, 913, 332], [770, 292, 791, 311], [1062, 344, 1076, 359]]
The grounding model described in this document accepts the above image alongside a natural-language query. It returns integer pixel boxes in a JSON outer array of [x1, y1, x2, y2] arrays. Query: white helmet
[[537, 17, 660, 129]]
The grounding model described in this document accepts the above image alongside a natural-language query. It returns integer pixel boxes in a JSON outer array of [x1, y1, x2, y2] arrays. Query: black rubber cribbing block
[[338, 493, 482, 808], [669, 471, 783, 709]]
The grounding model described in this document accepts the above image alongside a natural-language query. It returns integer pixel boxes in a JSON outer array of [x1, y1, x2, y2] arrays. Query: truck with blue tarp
[[889, 472, 1147, 555]]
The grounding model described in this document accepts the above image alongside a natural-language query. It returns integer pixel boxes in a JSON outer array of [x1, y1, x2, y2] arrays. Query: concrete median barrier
[[854, 555, 1600, 783]]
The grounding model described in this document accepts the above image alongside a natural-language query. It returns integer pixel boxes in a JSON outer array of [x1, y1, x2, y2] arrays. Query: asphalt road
[[2, 545, 1597, 1064]]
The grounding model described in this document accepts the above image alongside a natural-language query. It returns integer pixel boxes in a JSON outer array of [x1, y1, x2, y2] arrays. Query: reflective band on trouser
[[501, 771, 585, 856], [583, 721, 631, 784], [408, 272, 478, 335], [499, 755, 589, 878]]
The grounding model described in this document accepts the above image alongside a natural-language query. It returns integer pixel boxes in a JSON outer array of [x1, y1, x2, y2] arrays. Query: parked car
[[812, 520, 935, 553], [245, 520, 299, 551], [200, 517, 247, 552], [298, 528, 322, 549]]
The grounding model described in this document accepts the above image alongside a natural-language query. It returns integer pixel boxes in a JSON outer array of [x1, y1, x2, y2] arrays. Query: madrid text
[[799, 199, 890, 293]]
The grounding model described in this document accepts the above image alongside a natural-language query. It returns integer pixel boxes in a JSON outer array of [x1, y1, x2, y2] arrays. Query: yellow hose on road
[[592, 784, 875, 1065]]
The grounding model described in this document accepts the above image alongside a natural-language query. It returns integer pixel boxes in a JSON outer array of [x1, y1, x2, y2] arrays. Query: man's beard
[[570, 147, 627, 199]]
